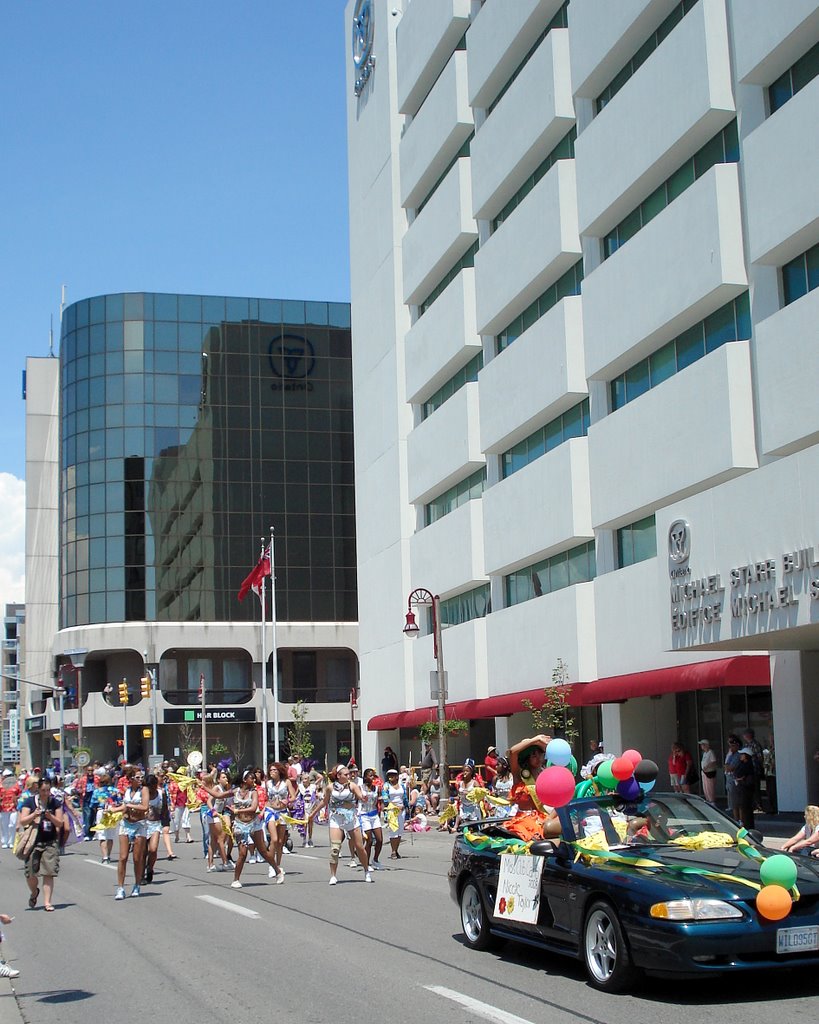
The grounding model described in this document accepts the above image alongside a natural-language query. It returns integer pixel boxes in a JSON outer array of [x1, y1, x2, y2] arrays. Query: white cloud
[[0, 473, 25, 615]]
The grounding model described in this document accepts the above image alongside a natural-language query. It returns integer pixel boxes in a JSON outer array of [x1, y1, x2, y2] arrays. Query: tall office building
[[24, 293, 359, 768], [1, 604, 23, 765], [345, 0, 819, 808]]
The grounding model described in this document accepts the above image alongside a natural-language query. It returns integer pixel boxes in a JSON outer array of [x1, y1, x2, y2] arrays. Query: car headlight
[[650, 899, 743, 921]]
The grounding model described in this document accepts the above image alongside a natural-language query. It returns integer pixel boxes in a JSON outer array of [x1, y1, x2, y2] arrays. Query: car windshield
[[566, 794, 739, 848]]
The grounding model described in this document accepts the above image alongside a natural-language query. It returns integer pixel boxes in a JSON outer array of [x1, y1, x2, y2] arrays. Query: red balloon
[[611, 756, 634, 781], [622, 748, 642, 768], [535, 765, 576, 808]]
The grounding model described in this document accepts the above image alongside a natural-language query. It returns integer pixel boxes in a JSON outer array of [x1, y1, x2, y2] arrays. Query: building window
[[496, 259, 583, 353], [782, 242, 819, 306], [436, 583, 491, 630], [505, 541, 596, 608], [617, 515, 657, 568], [486, 2, 569, 115], [768, 41, 819, 114], [424, 467, 486, 527], [492, 126, 576, 232], [422, 352, 483, 420], [418, 241, 480, 318], [602, 121, 738, 259], [416, 134, 473, 217], [595, 0, 700, 112], [610, 292, 750, 411], [502, 398, 590, 479]]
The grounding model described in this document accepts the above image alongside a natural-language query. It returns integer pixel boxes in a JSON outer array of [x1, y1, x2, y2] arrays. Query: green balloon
[[760, 854, 798, 890], [569, 754, 578, 777], [574, 779, 594, 799], [596, 760, 617, 790]]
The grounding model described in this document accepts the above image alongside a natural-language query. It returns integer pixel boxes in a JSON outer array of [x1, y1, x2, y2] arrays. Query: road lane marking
[[85, 859, 117, 870], [424, 986, 537, 1024], [282, 852, 321, 861], [195, 894, 260, 919]]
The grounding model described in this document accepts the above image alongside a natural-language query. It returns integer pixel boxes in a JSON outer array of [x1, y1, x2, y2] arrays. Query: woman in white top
[[358, 768, 383, 870], [309, 765, 372, 885], [198, 769, 233, 871], [230, 770, 281, 888], [698, 739, 719, 803], [265, 762, 294, 881], [491, 756, 516, 819], [115, 767, 149, 900], [381, 768, 408, 859]]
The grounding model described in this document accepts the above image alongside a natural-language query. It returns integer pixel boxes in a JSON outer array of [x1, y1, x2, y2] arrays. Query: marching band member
[[309, 765, 372, 885], [230, 770, 281, 888]]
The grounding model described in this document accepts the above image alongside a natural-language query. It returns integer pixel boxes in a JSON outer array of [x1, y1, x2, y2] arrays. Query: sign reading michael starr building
[[663, 517, 819, 648]]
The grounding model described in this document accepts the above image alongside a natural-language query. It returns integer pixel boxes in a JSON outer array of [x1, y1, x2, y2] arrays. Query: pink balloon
[[535, 765, 576, 808], [611, 756, 634, 781], [622, 748, 642, 768]]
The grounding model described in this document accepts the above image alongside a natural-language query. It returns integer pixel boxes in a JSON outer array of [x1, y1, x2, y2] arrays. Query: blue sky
[[0, 0, 351, 609]]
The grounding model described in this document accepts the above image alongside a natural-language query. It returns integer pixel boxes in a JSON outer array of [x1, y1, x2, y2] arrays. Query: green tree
[[521, 658, 578, 741], [287, 699, 314, 760]]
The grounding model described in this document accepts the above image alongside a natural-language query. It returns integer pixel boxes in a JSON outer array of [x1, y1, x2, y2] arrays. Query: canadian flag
[[237, 544, 271, 602]]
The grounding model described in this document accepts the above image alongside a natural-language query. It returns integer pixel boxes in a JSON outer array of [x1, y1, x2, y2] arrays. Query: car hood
[[609, 842, 819, 899]]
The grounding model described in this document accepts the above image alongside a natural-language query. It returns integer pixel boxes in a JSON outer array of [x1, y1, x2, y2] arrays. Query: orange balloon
[[756, 884, 792, 921]]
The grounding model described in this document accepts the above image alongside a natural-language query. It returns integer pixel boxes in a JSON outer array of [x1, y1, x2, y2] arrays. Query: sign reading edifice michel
[[657, 448, 819, 651]]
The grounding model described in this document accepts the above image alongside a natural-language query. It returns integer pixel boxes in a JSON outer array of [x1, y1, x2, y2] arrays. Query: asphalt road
[[0, 829, 816, 1024]]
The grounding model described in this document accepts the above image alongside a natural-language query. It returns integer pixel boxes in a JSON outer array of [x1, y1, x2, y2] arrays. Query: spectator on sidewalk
[[723, 736, 742, 818], [698, 739, 718, 803], [781, 805, 819, 856]]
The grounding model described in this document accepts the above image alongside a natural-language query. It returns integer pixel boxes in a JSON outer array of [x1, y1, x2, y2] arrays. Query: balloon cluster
[[533, 741, 662, 809], [593, 748, 658, 801], [756, 854, 797, 920]]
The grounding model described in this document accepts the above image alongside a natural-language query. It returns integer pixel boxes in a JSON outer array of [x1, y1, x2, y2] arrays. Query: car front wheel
[[459, 879, 496, 951], [583, 901, 638, 993]]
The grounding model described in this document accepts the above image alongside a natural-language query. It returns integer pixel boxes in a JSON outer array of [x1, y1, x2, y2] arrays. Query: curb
[[0, 981, 24, 1024]]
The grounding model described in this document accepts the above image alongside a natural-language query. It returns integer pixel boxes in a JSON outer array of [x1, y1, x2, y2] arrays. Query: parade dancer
[[381, 768, 409, 859], [115, 767, 149, 900], [91, 772, 120, 863], [264, 763, 293, 881], [358, 768, 383, 869], [143, 774, 167, 884], [230, 770, 281, 888], [310, 765, 372, 885], [198, 769, 233, 871]]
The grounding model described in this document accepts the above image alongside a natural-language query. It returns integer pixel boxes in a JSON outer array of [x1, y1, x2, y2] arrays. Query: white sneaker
[[328, 876, 338, 885], [275, 869, 285, 884], [206, 865, 215, 872], [348, 858, 358, 868], [364, 871, 374, 883], [130, 886, 141, 898], [282, 846, 291, 855], [0, 964, 19, 979], [115, 887, 126, 900], [268, 864, 277, 878], [231, 880, 242, 889], [371, 861, 381, 870]]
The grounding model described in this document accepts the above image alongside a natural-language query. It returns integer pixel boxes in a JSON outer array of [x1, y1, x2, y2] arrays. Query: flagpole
[[260, 536, 269, 771], [200, 672, 206, 770], [270, 526, 280, 762]]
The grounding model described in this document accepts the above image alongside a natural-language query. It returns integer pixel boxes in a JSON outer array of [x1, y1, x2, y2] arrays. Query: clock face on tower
[[352, 0, 375, 96]]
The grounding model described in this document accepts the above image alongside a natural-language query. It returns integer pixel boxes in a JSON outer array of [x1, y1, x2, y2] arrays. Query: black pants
[[738, 784, 755, 831]]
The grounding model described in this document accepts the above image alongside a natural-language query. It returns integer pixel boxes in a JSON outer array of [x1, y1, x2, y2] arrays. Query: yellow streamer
[[438, 803, 457, 823], [92, 809, 124, 832]]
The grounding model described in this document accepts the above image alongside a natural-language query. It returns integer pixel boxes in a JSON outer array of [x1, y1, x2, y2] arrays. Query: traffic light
[[118, 680, 129, 704], [142, 728, 152, 739], [140, 675, 152, 699]]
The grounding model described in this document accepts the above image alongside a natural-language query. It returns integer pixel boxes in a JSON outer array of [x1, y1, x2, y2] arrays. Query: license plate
[[776, 925, 819, 954]]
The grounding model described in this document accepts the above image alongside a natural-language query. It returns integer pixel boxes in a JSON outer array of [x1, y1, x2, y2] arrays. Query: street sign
[[430, 670, 448, 700]]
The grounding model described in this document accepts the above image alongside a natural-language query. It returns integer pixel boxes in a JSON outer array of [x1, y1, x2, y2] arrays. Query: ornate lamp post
[[403, 588, 448, 810]]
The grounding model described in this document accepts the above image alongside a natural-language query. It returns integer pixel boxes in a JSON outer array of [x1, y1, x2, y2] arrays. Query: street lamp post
[[65, 648, 88, 751], [403, 588, 448, 811]]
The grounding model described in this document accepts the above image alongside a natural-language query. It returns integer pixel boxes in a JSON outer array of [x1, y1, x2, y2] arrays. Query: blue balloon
[[546, 738, 572, 767], [638, 779, 656, 793], [617, 777, 642, 801]]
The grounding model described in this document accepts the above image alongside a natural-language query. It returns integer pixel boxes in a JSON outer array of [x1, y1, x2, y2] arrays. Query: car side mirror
[[530, 839, 556, 857], [746, 829, 764, 845]]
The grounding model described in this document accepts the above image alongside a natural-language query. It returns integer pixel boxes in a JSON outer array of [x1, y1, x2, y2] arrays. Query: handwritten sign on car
[[493, 854, 545, 924]]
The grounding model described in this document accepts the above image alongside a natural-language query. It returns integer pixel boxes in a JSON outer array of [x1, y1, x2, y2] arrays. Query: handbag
[[685, 765, 699, 786], [14, 823, 38, 861]]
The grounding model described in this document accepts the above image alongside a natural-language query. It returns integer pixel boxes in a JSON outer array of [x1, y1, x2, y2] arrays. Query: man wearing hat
[[0, 770, 21, 849], [733, 746, 757, 830]]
